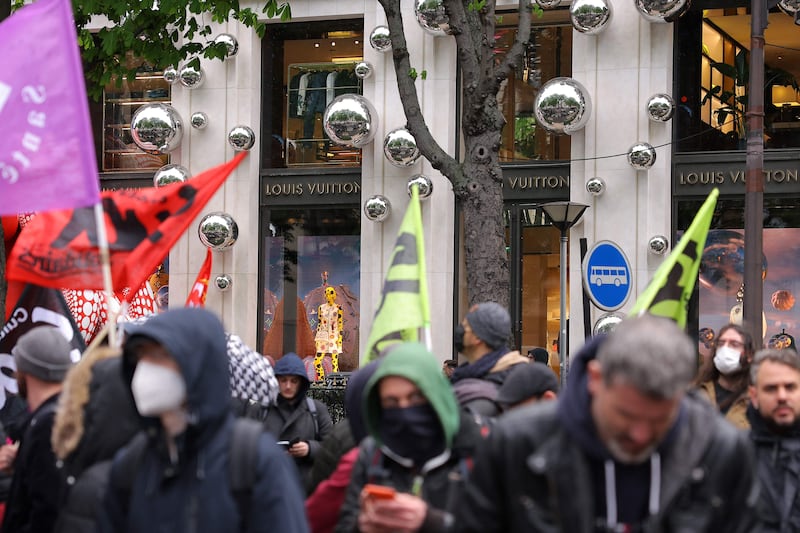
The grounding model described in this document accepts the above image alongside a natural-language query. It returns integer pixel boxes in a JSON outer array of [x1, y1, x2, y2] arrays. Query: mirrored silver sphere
[[215, 274, 233, 291], [407, 174, 433, 200], [214, 33, 239, 59], [323, 94, 378, 148], [593, 313, 625, 336], [190, 111, 209, 129], [178, 63, 205, 89], [778, 0, 800, 15], [364, 195, 391, 222], [586, 177, 606, 196], [570, 0, 613, 35], [535, 0, 562, 8], [163, 66, 178, 84], [414, 0, 452, 36], [646, 93, 675, 122], [383, 128, 421, 167], [354, 61, 374, 80], [198, 212, 239, 251], [130, 103, 184, 154], [634, 0, 691, 22], [369, 26, 392, 52], [534, 77, 592, 135], [227, 125, 256, 151], [648, 235, 670, 255], [627, 142, 657, 170], [153, 164, 191, 187]]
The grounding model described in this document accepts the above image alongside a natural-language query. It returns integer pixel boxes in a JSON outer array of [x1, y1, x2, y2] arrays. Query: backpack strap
[[229, 418, 264, 532], [306, 397, 319, 440]]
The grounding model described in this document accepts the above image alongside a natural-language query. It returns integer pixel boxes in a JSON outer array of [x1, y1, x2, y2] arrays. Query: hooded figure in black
[[263, 353, 333, 494], [97, 308, 309, 533]]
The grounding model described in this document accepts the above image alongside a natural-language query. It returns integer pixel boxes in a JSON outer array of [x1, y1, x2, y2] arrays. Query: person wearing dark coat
[[97, 308, 309, 533], [50, 344, 140, 533], [264, 353, 333, 494], [335, 343, 482, 533], [747, 348, 800, 532], [2, 325, 75, 533], [457, 315, 758, 533]]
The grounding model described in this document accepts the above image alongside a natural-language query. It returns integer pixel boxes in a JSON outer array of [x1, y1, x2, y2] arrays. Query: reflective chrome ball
[[646, 93, 675, 122], [163, 66, 178, 84], [370, 26, 392, 52], [178, 63, 204, 89], [215, 274, 233, 291], [648, 235, 670, 255], [535, 0, 562, 8], [534, 77, 592, 134], [778, 0, 800, 15], [354, 61, 374, 80], [585, 177, 606, 196], [153, 164, 191, 187], [130, 103, 184, 154], [190, 111, 209, 129], [214, 33, 239, 59], [593, 313, 624, 336], [383, 128, 421, 167], [414, 0, 452, 36], [198, 212, 239, 251], [228, 125, 256, 151], [627, 142, 657, 170], [323, 94, 379, 148], [364, 195, 391, 222], [407, 174, 433, 200], [634, 0, 690, 22], [570, 0, 613, 35]]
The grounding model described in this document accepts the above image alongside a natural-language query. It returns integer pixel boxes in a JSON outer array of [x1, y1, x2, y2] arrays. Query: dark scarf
[[451, 346, 508, 383]]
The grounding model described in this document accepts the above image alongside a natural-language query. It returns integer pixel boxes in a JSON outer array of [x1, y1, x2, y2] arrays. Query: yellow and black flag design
[[629, 188, 718, 328], [363, 185, 430, 363]]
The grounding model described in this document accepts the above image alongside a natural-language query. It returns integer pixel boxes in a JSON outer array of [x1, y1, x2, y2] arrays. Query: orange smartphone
[[363, 483, 396, 501]]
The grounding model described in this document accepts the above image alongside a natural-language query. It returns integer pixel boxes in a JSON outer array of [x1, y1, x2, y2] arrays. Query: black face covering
[[379, 404, 445, 466], [453, 324, 465, 354]]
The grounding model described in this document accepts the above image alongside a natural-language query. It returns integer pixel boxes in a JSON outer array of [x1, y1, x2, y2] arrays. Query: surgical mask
[[713, 345, 743, 375], [454, 324, 465, 354], [131, 360, 187, 416]]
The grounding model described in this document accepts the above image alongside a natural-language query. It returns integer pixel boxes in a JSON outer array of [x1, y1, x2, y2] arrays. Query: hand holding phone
[[363, 484, 396, 501]]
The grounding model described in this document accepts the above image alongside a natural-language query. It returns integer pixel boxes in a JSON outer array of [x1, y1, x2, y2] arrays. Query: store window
[[260, 207, 361, 373], [677, 196, 800, 354], [495, 9, 573, 163], [675, 2, 800, 152], [261, 20, 364, 168]]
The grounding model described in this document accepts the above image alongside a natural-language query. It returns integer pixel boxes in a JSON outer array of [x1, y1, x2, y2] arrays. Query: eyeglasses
[[715, 339, 745, 350]]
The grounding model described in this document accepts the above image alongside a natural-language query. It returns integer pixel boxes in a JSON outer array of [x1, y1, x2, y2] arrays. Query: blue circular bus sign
[[582, 241, 632, 311]]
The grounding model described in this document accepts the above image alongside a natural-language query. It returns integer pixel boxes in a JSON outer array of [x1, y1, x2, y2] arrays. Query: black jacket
[[457, 336, 759, 533], [748, 403, 800, 532], [2, 393, 61, 533]]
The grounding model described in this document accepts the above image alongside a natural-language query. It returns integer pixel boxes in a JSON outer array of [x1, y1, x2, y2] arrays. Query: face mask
[[379, 404, 445, 466], [713, 345, 743, 375], [131, 360, 187, 416], [453, 324, 465, 354]]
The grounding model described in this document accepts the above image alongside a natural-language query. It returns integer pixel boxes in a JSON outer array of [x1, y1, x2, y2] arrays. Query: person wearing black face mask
[[334, 343, 481, 533]]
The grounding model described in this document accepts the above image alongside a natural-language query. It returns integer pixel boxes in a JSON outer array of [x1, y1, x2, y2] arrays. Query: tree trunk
[[0, 0, 9, 319]]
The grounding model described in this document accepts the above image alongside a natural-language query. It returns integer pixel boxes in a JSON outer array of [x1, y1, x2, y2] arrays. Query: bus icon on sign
[[590, 266, 628, 287]]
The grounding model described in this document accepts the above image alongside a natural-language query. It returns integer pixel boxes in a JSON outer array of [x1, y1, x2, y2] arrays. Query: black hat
[[527, 347, 550, 365], [495, 363, 558, 406], [465, 302, 510, 350]]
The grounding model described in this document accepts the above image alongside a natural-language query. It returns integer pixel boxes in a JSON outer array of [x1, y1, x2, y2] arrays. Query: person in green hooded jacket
[[334, 343, 482, 533]]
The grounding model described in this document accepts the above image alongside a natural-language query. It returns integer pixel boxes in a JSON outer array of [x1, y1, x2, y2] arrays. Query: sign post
[[583, 241, 633, 312]]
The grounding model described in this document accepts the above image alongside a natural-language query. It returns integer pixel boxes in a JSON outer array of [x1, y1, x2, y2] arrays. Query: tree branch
[[494, 0, 533, 94]]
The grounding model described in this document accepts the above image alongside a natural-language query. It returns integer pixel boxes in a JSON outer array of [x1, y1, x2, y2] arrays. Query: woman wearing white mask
[[693, 324, 756, 429]]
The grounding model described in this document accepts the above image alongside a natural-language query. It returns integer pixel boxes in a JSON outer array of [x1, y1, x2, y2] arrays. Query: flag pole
[[93, 202, 116, 346]]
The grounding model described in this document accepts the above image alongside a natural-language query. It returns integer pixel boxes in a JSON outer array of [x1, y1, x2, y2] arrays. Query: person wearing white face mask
[[693, 323, 756, 429]]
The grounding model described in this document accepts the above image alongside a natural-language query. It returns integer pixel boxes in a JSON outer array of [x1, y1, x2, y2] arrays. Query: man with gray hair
[[458, 314, 758, 532], [747, 348, 800, 531]]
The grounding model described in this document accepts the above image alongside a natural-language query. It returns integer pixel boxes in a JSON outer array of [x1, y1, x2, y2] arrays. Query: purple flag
[[0, 0, 100, 216]]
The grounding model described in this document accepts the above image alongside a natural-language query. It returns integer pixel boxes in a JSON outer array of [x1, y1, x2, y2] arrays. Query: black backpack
[[114, 418, 264, 531]]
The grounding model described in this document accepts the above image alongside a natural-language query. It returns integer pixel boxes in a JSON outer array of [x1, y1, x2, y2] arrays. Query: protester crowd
[[1, 303, 799, 532]]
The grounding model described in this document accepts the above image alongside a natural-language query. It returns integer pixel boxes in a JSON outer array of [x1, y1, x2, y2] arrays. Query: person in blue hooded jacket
[[264, 353, 333, 494], [97, 308, 309, 533]]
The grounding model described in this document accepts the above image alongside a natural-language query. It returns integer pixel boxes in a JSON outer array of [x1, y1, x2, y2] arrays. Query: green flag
[[363, 185, 431, 363], [629, 188, 718, 328]]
